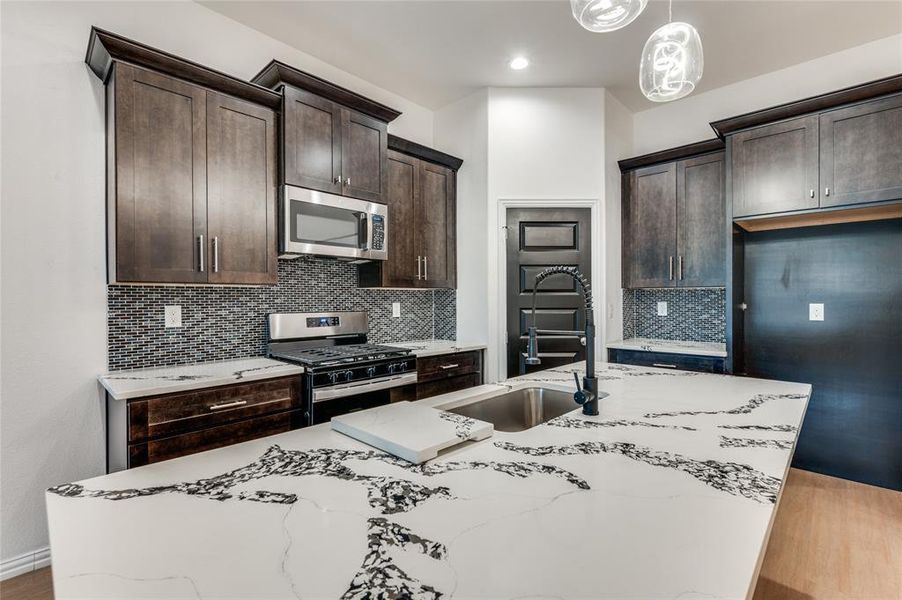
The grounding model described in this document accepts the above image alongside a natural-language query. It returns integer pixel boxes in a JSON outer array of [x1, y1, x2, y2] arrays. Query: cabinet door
[[113, 63, 207, 283], [820, 93, 902, 208], [341, 108, 387, 202], [629, 163, 677, 288], [416, 162, 456, 288], [206, 92, 278, 285], [380, 150, 420, 287], [677, 153, 725, 287], [283, 86, 342, 194], [731, 115, 819, 218]]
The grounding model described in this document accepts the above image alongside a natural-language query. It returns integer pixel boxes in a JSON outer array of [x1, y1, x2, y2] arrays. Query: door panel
[[283, 86, 342, 194], [677, 152, 725, 287], [630, 163, 677, 288], [341, 109, 387, 202], [820, 93, 902, 207], [206, 93, 277, 285], [416, 162, 456, 288], [731, 115, 819, 217], [114, 63, 207, 283], [506, 208, 591, 377], [384, 150, 419, 287]]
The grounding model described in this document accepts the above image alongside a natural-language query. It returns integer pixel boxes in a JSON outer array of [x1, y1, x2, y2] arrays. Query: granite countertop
[[385, 339, 487, 358], [98, 358, 305, 400], [607, 337, 728, 357], [50, 362, 809, 599]]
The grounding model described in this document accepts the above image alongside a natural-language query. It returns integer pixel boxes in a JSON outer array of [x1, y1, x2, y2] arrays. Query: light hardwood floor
[[2, 469, 899, 599]]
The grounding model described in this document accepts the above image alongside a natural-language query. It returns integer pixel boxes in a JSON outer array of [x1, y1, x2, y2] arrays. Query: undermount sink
[[446, 387, 577, 432]]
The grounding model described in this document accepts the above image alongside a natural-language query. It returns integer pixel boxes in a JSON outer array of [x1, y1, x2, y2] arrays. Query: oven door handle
[[313, 372, 418, 403]]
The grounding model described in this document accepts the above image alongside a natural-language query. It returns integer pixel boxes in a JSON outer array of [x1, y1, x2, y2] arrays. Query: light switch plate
[[392, 302, 401, 318], [809, 303, 824, 321], [164, 305, 182, 328], [657, 301, 668, 317]]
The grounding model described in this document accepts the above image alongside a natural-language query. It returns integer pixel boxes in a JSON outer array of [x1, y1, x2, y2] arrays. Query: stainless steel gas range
[[267, 312, 416, 425]]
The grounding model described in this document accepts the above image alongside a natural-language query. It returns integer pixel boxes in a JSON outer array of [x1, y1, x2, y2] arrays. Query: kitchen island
[[46, 362, 810, 599]]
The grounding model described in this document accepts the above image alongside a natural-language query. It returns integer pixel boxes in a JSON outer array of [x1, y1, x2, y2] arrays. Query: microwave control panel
[[371, 215, 385, 251]]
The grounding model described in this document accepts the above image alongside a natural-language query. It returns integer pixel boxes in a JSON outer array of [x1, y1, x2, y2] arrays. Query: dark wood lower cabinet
[[108, 375, 304, 471], [415, 350, 484, 400], [607, 348, 725, 374]]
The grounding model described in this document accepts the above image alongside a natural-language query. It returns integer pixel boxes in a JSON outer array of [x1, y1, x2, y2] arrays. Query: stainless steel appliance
[[267, 312, 415, 425], [281, 185, 387, 261]]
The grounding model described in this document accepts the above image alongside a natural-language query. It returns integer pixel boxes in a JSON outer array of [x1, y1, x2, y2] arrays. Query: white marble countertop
[[385, 339, 487, 358], [607, 337, 728, 357], [50, 362, 809, 599], [98, 358, 305, 400]]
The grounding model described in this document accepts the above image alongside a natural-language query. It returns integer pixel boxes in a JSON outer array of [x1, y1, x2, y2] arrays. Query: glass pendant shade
[[570, 0, 649, 32], [639, 21, 704, 102]]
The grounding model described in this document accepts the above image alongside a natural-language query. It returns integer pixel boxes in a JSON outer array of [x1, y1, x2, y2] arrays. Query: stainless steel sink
[[445, 387, 577, 432]]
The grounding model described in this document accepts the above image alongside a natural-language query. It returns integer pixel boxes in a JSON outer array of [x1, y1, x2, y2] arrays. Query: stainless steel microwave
[[281, 185, 387, 261]]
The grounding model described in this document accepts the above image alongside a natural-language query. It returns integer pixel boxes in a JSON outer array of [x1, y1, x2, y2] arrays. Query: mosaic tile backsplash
[[108, 257, 456, 371], [622, 288, 725, 343]]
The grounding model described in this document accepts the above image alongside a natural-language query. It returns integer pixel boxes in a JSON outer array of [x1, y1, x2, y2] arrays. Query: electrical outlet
[[657, 301, 668, 317], [164, 305, 182, 328], [391, 302, 401, 318], [809, 303, 824, 321]]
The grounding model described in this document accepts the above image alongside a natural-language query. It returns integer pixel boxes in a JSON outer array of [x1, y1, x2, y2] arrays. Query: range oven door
[[310, 372, 417, 425], [282, 185, 387, 261]]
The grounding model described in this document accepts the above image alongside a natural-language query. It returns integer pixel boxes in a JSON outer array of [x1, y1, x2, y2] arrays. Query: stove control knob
[[329, 372, 339, 385], [366, 366, 377, 378], [344, 370, 354, 382]]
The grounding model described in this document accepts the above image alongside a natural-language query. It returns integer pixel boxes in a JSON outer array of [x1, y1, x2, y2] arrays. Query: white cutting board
[[330, 401, 493, 464]]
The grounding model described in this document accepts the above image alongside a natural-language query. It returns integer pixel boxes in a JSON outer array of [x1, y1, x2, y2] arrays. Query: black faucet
[[525, 266, 604, 416]]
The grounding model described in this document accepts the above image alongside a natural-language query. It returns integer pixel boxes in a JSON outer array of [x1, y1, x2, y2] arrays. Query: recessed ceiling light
[[509, 56, 529, 71]]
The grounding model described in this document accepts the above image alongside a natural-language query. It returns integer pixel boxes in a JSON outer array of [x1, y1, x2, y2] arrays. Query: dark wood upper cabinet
[[731, 115, 819, 218], [282, 86, 342, 195], [341, 109, 388, 202], [628, 163, 678, 288], [819, 93, 902, 208], [206, 92, 278, 285], [677, 153, 726, 287], [111, 63, 208, 284], [359, 139, 461, 289]]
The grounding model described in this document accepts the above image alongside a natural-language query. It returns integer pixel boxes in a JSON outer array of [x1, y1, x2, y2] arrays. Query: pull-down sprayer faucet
[[525, 266, 605, 416]]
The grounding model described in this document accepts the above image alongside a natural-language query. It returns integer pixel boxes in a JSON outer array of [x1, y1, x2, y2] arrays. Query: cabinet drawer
[[417, 351, 481, 382], [128, 376, 303, 442], [417, 373, 482, 400], [607, 348, 724, 374], [129, 409, 305, 467]]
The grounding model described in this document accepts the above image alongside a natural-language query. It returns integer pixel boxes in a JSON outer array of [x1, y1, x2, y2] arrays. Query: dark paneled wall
[[743, 219, 902, 490]]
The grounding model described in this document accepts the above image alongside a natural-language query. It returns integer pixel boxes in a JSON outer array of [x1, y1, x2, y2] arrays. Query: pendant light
[[570, 0, 649, 32], [639, 0, 703, 102]]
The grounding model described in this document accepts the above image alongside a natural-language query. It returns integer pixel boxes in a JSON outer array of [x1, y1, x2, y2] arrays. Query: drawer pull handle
[[440, 363, 460, 370], [652, 363, 677, 369], [208, 400, 248, 411]]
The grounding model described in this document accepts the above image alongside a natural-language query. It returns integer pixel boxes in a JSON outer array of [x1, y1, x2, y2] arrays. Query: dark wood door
[[383, 150, 419, 287], [416, 161, 456, 288], [206, 92, 278, 285], [677, 152, 725, 287], [283, 86, 342, 194], [820, 93, 902, 208], [629, 163, 677, 288], [113, 63, 207, 283], [505, 208, 592, 377], [731, 115, 819, 218], [341, 109, 387, 203]]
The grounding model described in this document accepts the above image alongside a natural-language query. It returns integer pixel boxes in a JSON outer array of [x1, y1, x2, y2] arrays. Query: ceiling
[[201, 0, 902, 112]]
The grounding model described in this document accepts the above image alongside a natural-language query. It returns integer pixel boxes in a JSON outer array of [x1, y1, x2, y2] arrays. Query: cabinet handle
[[809, 189, 815, 198], [652, 363, 677, 369], [212, 236, 219, 273], [346, 177, 351, 186], [669, 256, 673, 280], [198, 235, 205, 272], [678, 256, 683, 280], [416, 256, 422, 280], [334, 176, 342, 185], [440, 363, 460, 370], [825, 187, 830, 197], [208, 400, 247, 411], [423, 256, 428, 280]]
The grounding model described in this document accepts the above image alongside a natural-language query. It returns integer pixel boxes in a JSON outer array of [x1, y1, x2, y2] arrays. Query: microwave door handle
[[360, 212, 370, 251]]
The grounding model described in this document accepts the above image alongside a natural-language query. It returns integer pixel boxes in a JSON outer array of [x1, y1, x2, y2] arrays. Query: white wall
[[632, 33, 902, 155], [0, 0, 434, 572], [485, 88, 607, 382], [434, 90, 489, 347]]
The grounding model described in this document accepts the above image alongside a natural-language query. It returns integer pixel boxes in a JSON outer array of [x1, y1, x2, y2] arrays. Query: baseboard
[[0, 547, 51, 581]]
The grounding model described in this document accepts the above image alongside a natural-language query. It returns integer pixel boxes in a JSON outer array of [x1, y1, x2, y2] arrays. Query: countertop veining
[[607, 337, 728, 357]]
